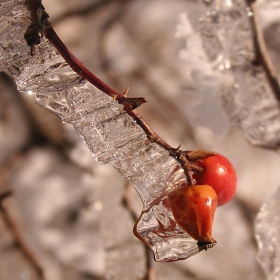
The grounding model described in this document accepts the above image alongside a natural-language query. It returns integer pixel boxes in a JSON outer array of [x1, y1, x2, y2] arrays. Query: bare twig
[[0, 153, 45, 279], [0, 196, 45, 279]]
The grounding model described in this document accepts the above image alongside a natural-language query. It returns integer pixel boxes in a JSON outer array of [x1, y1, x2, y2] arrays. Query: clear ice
[[177, 0, 280, 148], [255, 186, 280, 280], [254, 1, 280, 278], [0, 0, 201, 262], [178, 0, 280, 275], [2, 0, 280, 266]]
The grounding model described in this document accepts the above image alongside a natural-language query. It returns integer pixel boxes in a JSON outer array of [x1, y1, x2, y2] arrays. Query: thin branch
[[0, 153, 45, 279], [44, 28, 120, 97], [0, 193, 45, 279], [25, 0, 214, 184], [96, 14, 196, 142], [44, 26, 215, 182], [44, 27, 147, 108], [246, 0, 280, 100]]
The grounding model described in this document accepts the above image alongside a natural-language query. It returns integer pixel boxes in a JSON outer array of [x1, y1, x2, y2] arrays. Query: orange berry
[[168, 184, 217, 243]]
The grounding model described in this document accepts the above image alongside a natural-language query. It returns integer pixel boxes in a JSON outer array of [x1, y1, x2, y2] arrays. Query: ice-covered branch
[[5, 0, 278, 264], [0, 0, 215, 261]]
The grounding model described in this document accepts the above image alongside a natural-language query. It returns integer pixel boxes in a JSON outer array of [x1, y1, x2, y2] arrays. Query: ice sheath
[[0, 0, 203, 261]]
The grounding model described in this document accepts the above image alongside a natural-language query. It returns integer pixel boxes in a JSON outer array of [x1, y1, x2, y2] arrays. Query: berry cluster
[[169, 154, 237, 244]]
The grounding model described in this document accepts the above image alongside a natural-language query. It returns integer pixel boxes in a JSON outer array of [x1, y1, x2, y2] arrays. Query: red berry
[[193, 154, 237, 206], [168, 184, 217, 243]]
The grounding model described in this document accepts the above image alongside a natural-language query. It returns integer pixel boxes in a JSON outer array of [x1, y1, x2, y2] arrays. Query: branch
[[25, 1, 213, 184], [0, 154, 45, 279], [246, 0, 280, 100], [0, 194, 44, 279], [0, 0, 220, 261]]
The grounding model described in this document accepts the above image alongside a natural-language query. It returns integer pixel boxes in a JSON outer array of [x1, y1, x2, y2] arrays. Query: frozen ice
[[0, 0, 205, 262], [0, 0, 31, 72], [255, 186, 280, 280], [177, 0, 280, 148], [134, 195, 201, 262], [4, 0, 279, 264]]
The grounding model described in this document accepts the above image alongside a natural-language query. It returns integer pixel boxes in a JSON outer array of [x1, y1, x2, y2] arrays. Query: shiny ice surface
[[0, 0, 204, 262]]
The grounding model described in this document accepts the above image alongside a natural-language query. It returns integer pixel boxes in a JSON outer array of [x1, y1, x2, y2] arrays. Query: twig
[[246, 0, 280, 100], [44, 27, 147, 109], [96, 13, 196, 142], [43, 26, 216, 182], [0, 194, 45, 279], [25, 0, 215, 184], [0, 153, 45, 279]]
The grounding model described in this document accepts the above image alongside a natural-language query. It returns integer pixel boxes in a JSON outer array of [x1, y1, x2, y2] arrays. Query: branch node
[[24, 24, 43, 55], [185, 150, 216, 162], [25, 0, 50, 55]]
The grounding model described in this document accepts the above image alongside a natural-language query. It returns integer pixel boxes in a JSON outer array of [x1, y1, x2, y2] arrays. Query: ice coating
[[255, 186, 280, 280], [0, 0, 203, 262], [178, 0, 280, 148], [0, 0, 31, 71], [254, 2, 280, 277]]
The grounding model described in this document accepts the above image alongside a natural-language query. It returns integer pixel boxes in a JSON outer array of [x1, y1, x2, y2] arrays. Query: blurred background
[[1, 0, 280, 279]]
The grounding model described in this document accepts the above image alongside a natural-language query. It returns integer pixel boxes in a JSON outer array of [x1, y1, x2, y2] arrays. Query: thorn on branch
[[124, 97, 147, 110], [27, 1, 218, 188], [123, 86, 129, 97]]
